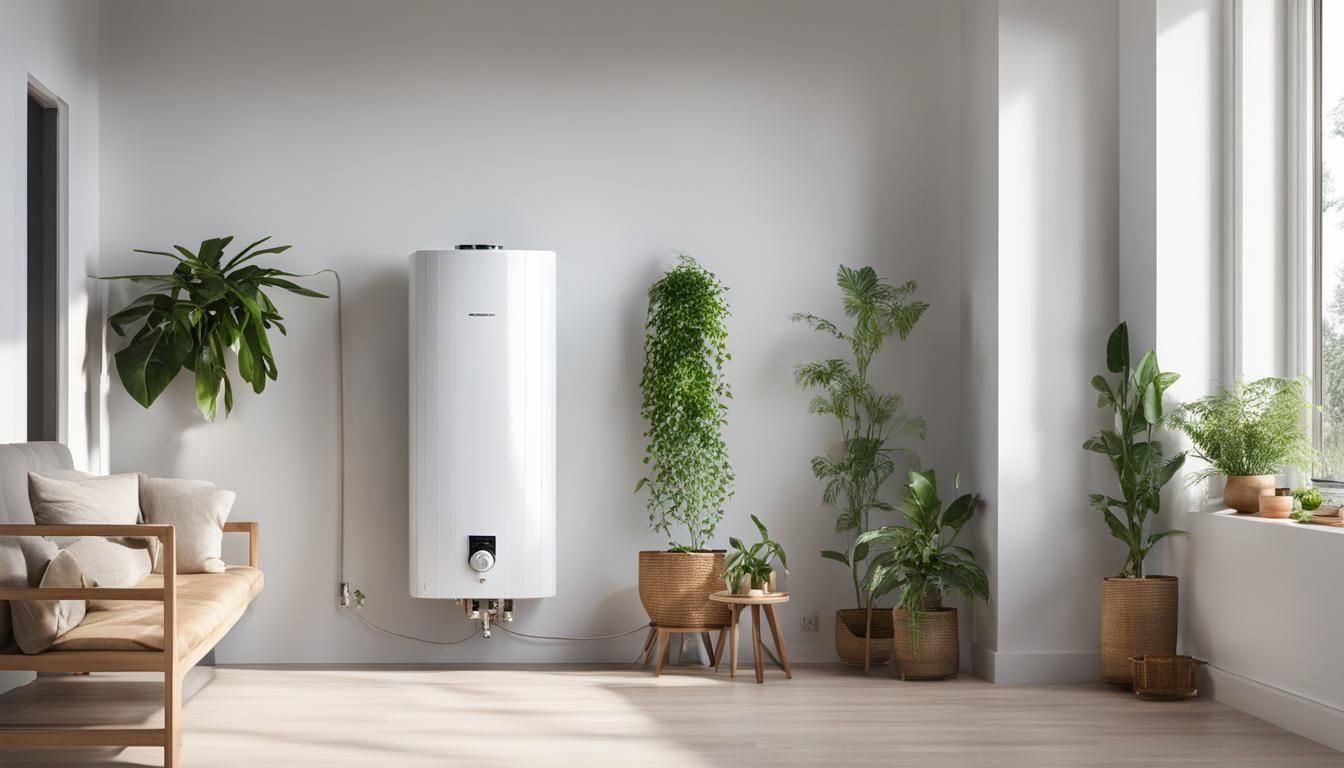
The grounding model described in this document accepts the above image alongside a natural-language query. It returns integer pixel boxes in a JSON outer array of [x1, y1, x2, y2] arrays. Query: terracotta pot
[[1223, 475, 1275, 514], [1100, 576, 1178, 686], [891, 607, 960, 680], [1258, 493, 1294, 519], [638, 551, 731, 627], [834, 608, 893, 666]]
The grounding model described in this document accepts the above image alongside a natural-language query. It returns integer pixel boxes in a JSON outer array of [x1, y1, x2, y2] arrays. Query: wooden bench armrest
[[0, 523, 174, 541], [0, 586, 165, 601], [223, 521, 259, 568]]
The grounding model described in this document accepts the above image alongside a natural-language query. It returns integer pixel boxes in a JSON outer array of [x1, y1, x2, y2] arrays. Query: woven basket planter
[[1223, 475, 1274, 514], [637, 551, 731, 627], [1100, 576, 1178, 686], [834, 609, 893, 666], [891, 607, 959, 680], [1129, 654, 1206, 700]]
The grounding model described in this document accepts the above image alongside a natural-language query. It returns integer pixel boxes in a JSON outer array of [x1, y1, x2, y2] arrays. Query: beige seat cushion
[[51, 566, 263, 654]]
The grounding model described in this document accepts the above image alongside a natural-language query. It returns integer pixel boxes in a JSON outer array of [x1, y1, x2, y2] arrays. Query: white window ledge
[[1209, 508, 1344, 537]]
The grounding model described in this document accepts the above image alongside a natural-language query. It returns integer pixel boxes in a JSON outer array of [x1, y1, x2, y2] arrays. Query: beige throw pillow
[[139, 477, 235, 574], [11, 549, 90, 654], [27, 472, 153, 587]]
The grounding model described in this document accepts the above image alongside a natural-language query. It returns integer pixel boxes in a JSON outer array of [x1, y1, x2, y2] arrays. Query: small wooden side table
[[709, 591, 792, 684]]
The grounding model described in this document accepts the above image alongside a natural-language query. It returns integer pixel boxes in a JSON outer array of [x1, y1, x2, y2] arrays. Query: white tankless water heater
[[409, 246, 556, 616]]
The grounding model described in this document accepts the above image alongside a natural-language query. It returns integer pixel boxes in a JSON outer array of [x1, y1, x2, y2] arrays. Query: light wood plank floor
[[0, 664, 1340, 767]]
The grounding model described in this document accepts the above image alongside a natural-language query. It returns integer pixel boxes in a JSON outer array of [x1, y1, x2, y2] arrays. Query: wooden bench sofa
[[0, 442, 263, 767]]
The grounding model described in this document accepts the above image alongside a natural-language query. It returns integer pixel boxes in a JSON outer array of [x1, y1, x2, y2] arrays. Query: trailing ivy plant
[[857, 469, 987, 650], [1168, 376, 1316, 481], [635, 254, 734, 552], [1083, 322, 1187, 579], [793, 266, 928, 608], [103, 236, 326, 421]]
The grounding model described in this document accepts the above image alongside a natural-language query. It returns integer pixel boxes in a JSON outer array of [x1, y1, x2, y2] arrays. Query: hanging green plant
[[102, 236, 327, 420], [634, 253, 734, 552]]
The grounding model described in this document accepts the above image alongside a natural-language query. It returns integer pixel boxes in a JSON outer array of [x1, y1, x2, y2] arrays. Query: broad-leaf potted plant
[[635, 254, 734, 629], [858, 469, 987, 680], [1168, 377, 1315, 514], [1084, 322, 1186, 686], [102, 236, 327, 420], [793, 265, 928, 666], [724, 515, 787, 596]]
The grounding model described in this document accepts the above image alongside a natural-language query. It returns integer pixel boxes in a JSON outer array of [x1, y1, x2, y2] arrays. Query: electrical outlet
[[799, 611, 819, 632]]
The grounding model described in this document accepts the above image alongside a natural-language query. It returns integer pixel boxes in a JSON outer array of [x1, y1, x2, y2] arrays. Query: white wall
[[970, 0, 1121, 683], [959, 0, 1000, 668], [98, 0, 965, 664], [0, 0, 103, 467], [0, 0, 101, 693]]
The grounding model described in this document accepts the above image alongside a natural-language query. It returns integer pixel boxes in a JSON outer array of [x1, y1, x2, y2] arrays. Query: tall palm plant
[[793, 265, 928, 607]]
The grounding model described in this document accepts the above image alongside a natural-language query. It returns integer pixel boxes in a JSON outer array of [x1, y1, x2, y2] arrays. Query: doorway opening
[[27, 82, 63, 442]]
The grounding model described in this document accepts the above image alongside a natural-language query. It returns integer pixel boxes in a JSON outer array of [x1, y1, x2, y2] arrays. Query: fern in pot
[[794, 265, 928, 666], [1084, 322, 1187, 686], [635, 254, 734, 628], [858, 469, 987, 680], [1168, 376, 1315, 514]]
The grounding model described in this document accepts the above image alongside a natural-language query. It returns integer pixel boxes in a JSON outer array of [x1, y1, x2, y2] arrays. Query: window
[[1317, 0, 1344, 479]]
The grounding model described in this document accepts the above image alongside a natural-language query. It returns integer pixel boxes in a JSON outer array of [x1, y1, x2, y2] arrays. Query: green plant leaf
[[820, 549, 849, 567], [114, 326, 182, 408], [1106, 322, 1129, 374]]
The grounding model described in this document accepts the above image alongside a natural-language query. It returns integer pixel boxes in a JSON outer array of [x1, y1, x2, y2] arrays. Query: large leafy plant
[[793, 266, 928, 607], [857, 469, 987, 650], [1083, 322, 1186, 579], [103, 236, 326, 420], [724, 515, 788, 592], [1168, 376, 1315, 481], [635, 254, 734, 551]]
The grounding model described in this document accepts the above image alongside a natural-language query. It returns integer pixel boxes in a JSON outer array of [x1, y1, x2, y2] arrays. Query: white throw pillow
[[27, 472, 153, 587], [11, 549, 90, 654], [139, 477, 236, 574]]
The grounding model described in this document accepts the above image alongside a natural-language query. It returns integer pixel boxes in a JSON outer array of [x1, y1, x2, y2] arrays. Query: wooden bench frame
[[0, 521, 260, 767]]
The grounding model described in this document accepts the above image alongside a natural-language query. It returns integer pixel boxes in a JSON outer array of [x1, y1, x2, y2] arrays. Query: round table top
[[709, 590, 790, 605]]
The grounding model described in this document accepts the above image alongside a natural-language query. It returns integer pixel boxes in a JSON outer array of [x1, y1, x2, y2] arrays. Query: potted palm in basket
[[1084, 322, 1186, 686], [793, 265, 928, 666], [858, 469, 987, 680], [635, 254, 735, 629]]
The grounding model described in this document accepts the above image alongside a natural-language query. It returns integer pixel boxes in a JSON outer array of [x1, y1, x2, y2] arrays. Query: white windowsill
[[1210, 508, 1344, 537]]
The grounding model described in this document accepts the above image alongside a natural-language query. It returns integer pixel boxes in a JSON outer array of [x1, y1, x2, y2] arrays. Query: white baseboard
[[1205, 665, 1344, 753], [972, 645, 1099, 684]]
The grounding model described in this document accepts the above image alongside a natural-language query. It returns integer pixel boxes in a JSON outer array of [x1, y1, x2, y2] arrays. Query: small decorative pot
[[891, 607, 960, 680], [1259, 491, 1294, 519], [1223, 475, 1275, 514], [1100, 576, 1178, 686]]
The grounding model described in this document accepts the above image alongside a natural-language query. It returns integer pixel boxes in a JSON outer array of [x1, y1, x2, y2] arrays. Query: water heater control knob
[[469, 549, 495, 573]]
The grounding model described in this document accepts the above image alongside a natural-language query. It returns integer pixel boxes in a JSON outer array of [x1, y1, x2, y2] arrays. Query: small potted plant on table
[[635, 254, 735, 630], [793, 265, 929, 667], [724, 515, 787, 596], [1084, 322, 1186, 686], [1168, 376, 1315, 514], [859, 469, 987, 680]]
